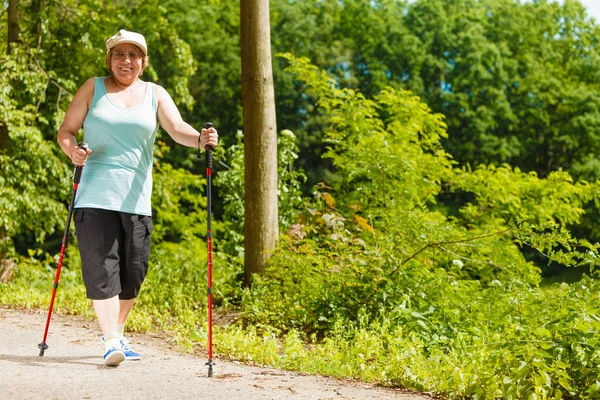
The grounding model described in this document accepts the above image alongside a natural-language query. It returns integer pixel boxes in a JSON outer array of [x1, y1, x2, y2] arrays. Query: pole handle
[[73, 142, 88, 184], [203, 122, 213, 169]]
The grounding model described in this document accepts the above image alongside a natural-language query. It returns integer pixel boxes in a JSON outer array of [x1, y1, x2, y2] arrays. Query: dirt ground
[[0, 306, 434, 400]]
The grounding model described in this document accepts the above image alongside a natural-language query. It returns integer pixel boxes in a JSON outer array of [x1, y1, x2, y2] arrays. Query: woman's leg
[[118, 298, 135, 325], [117, 212, 152, 326], [93, 295, 125, 366], [74, 208, 125, 366], [116, 212, 152, 361], [93, 295, 121, 335], [116, 298, 141, 360]]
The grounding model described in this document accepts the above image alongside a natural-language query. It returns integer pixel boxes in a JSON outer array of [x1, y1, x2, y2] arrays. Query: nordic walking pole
[[39, 142, 88, 356], [203, 122, 216, 377]]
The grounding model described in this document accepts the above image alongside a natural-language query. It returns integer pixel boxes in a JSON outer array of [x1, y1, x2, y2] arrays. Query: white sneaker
[[102, 336, 141, 361], [120, 337, 141, 361], [103, 346, 125, 366]]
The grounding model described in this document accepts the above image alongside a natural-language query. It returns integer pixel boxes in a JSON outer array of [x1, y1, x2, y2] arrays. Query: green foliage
[[0, 46, 72, 258], [280, 53, 453, 210], [234, 258, 600, 398], [277, 129, 306, 226], [152, 149, 208, 244], [157, 0, 241, 170], [0, 246, 90, 315], [211, 131, 245, 263], [453, 166, 600, 272], [213, 127, 306, 261], [136, 239, 241, 337], [233, 57, 600, 398]]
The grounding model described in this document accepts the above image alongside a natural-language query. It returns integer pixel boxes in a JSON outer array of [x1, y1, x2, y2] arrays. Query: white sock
[[117, 324, 125, 338], [104, 331, 121, 350]]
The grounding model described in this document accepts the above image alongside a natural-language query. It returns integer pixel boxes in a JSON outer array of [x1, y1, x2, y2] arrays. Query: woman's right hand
[[71, 145, 92, 166]]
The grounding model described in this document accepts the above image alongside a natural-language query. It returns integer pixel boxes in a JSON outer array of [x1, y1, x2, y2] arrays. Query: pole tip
[[206, 358, 216, 377], [38, 342, 48, 357]]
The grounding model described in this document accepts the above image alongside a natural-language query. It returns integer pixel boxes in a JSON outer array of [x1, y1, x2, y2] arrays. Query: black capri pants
[[74, 208, 153, 300]]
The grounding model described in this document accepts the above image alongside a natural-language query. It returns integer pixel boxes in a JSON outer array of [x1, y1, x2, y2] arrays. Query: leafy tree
[[280, 52, 600, 285], [0, 47, 71, 260], [403, 0, 600, 249], [269, 0, 600, 191], [161, 0, 242, 159]]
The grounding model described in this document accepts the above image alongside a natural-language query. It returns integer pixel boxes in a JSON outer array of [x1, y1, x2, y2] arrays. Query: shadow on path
[[0, 354, 99, 367]]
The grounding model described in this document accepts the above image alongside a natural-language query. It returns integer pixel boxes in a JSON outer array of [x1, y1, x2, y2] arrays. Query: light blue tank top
[[75, 77, 158, 215]]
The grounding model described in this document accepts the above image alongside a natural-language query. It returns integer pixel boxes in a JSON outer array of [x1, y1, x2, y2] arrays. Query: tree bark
[[3, 1, 18, 267], [240, 0, 278, 287], [7, 0, 20, 54]]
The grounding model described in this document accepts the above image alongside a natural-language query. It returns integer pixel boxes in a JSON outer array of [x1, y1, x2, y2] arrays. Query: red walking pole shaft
[[39, 143, 87, 356], [203, 123, 216, 377]]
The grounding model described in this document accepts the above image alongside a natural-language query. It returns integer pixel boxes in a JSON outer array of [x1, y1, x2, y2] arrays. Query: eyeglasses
[[112, 51, 142, 60]]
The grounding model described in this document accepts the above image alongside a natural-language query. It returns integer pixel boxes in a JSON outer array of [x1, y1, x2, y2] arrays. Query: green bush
[[228, 55, 600, 398]]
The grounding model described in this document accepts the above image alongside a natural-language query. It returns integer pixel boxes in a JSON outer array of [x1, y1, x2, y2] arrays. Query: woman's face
[[110, 43, 144, 85]]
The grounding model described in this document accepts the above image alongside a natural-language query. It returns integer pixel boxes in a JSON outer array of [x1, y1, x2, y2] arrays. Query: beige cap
[[106, 29, 147, 55]]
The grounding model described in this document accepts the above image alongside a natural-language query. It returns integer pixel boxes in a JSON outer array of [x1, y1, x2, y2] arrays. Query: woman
[[57, 29, 218, 367]]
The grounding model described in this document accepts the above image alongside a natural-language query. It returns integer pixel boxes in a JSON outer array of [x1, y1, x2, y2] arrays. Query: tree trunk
[[7, 0, 20, 54], [240, 0, 278, 287], [3, 1, 18, 270], [0, 226, 13, 284]]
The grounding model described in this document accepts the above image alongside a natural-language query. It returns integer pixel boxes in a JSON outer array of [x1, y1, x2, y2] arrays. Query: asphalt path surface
[[0, 307, 432, 400]]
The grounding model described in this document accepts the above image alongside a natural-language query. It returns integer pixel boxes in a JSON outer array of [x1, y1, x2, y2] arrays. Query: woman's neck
[[112, 76, 139, 90]]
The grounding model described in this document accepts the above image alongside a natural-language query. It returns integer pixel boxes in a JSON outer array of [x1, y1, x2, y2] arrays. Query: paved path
[[0, 307, 431, 400]]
